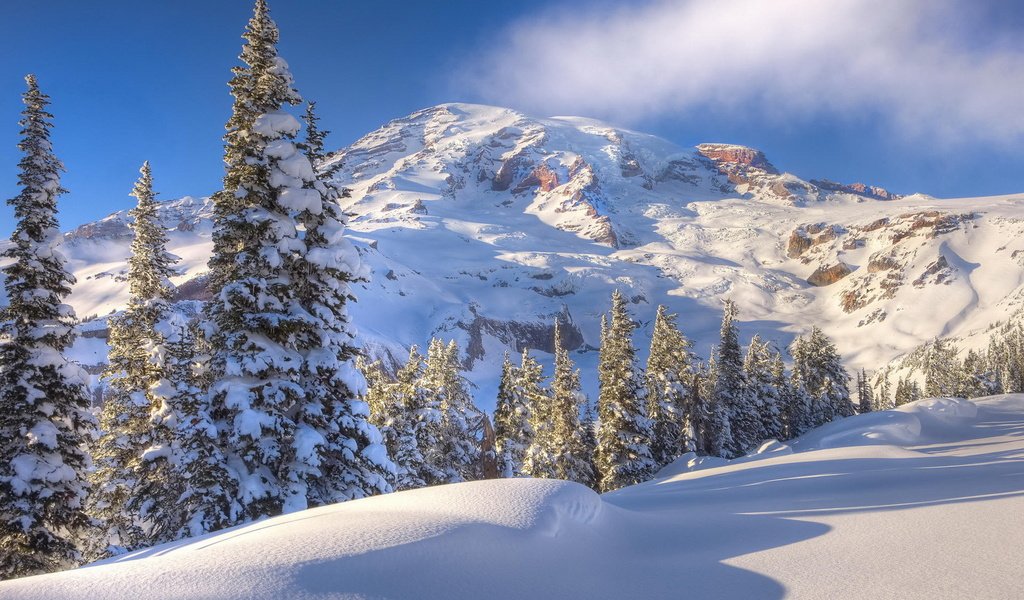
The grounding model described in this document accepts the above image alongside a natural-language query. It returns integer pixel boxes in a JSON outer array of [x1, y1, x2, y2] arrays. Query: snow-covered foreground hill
[[39, 103, 1024, 407], [4, 394, 1022, 599]]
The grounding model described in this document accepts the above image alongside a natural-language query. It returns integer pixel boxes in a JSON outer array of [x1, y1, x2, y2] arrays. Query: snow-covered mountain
[[4, 394, 1021, 599], [51, 103, 1024, 407]]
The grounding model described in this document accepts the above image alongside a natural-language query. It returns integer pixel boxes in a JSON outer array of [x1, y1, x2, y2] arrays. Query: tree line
[[362, 292, 857, 495]]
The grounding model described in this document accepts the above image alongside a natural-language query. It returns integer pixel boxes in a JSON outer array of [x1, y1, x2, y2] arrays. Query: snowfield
[[4, 395, 1022, 599]]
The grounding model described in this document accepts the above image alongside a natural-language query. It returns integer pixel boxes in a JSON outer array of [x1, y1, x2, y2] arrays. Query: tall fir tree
[[291, 97, 392, 508], [857, 369, 874, 414], [0, 75, 95, 579], [518, 348, 555, 479], [421, 339, 480, 483], [744, 336, 785, 443], [149, 312, 234, 540], [595, 291, 656, 492], [578, 391, 599, 490], [645, 305, 695, 468], [768, 351, 797, 440], [390, 347, 440, 489], [698, 358, 732, 457], [790, 327, 854, 428], [91, 162, 177, 553], [547, 321, 595, 484], [522, 322, 594, 483], [714, 300, 750, 457], [203, 0, 343, 522], [493, 352, 532, 478]]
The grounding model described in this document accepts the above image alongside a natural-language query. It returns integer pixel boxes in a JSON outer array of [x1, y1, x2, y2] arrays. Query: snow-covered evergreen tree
[[595, 291, 656, 492], [714, 301, 751, 457], [645, 305, 695, 468], [0, 75, 95, 579], [290, 96, 392, 508], [422, 339, 480, 483], [204, 0, 361, 521], [856, 369, 874, 414], [768, 352, 797, 440], [547, 321, 595, 484], [698, 357, 732, 457], [390, 347, 440, 489], [578, 392, 599, 490], [875, 369, 894, 411], [493, 352, 532, 478], [149, 312, 234, 540], [91, 162, 177, 553], [518, 348, 557, 479], [521, 322, 594, 483], [744, 336, 785, 443], [790, 327, 854, 427]]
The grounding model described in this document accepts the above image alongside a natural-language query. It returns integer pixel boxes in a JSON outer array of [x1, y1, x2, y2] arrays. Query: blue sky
[[1, 0, 1023, 232]]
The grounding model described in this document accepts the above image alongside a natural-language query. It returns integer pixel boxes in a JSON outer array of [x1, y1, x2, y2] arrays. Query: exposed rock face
[[458, 308, 585, 370], [787, 230, 813, 259], [512, 163, 560, 194], [811, 179, 902, 201], [696, 143, 779, 175], [172, 274, 213, 302], [807, 263, 853, 286]]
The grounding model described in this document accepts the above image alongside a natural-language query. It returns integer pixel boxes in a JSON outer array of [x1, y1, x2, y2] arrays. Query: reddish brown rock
[[696, 143, 778, 173], [807, 262, 853, 287], [512, 163, 560, 194], [787, 230, 813, 258]]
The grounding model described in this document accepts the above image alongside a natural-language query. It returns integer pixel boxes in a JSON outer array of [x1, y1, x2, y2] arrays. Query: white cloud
[[465, 0, 1024, 144]]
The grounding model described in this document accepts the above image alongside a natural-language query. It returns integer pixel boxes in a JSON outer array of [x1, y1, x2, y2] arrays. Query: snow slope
[[22, 103, 1024, 407], [4, 395, 1023, 599]]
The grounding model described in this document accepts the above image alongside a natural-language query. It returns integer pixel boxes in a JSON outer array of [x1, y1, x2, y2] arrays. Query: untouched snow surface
[[4, 395, 1023, 599]]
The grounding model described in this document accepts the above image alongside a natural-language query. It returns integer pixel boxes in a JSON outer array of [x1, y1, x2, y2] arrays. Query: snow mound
[[795, 397, 978, 450], [653, 451, 730, 478], [5, 396, 1024, 599]]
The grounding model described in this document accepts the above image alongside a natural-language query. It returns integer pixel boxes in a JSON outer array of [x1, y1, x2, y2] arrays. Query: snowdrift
[[4, 395, 1024, 599]]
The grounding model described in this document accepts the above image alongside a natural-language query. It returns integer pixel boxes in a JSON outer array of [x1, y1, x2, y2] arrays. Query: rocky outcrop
[[810, 179, 901, 201], [696, 143, 778, 175], [807, 263, 853, 286], [512, 162, 560, 194], [459, 308, 585, 370]]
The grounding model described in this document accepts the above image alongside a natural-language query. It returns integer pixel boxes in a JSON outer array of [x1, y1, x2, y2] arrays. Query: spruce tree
[[645, 305, 695, 468], [714, 301, 750, 457], [204, 0, 327, 521], [768, 352, 795, 440], [790, 328, 854, 427], [291, 98, 392, 508], [857, 369, 874, 413], [421, 340, 480, 483], [744, 336, 785, 443], [493, 352, 532, 478], [595, 291, 656, 492], [522, 322, 594, 483], [579, 393, 599, 490], [149, 313, 234, 540], [699, 357, 732, 457], [547, 321, 595, 484], [91, 162, 177, 553], [390, 347, 439, 489], [0, 75, 95, 578], [518, 348, 555, 479]]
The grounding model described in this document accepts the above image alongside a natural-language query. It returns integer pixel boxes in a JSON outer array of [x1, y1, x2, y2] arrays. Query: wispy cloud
[[465, 0, 1024, 144]]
